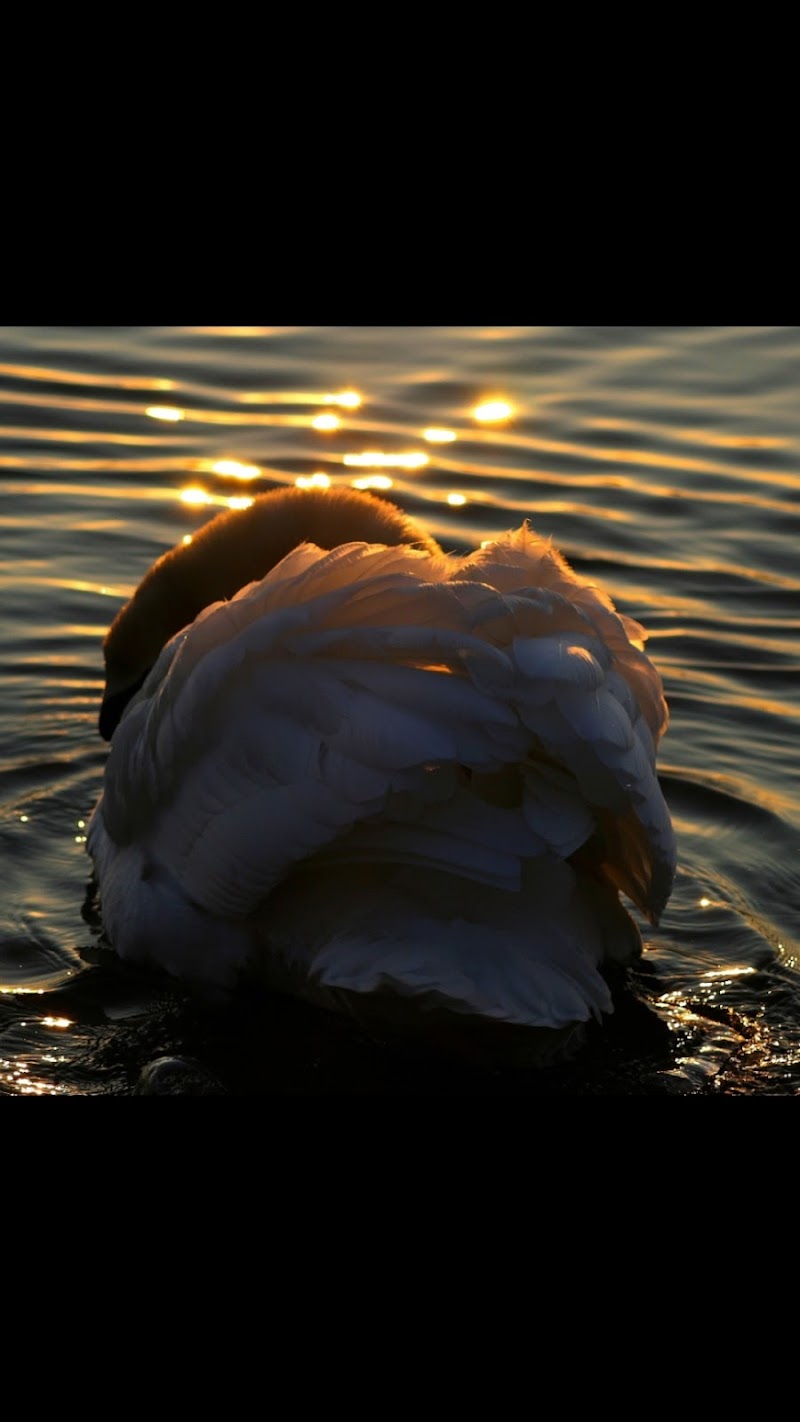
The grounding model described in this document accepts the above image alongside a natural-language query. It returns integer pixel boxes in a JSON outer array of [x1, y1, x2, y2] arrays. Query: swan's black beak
[[99, 669, 149, 741]]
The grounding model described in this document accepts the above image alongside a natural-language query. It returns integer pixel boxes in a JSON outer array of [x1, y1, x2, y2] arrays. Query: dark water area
[[2, 325, 799, 1095]]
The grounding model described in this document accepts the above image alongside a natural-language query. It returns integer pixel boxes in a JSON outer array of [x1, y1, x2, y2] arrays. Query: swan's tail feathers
[[254, 857, 642, 1032]]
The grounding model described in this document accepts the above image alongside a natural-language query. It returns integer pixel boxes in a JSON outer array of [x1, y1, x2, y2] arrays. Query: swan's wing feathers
[[512, 634, 607, 699], [313, 786, 546, 892], [522, 762, 597, 859], [460, 532, 669, 745], [95, 529, 676, 1001], [158, 781, 371, 919]]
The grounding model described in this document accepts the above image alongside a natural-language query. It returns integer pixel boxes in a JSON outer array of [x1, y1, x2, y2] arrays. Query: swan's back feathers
[[90, 519, 676, 1029]]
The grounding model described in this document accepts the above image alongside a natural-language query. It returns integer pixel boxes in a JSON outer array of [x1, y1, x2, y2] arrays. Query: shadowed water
[[1, 325, 799, 1094]]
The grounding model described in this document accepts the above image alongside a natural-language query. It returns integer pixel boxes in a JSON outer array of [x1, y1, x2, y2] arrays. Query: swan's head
[[99, 487, 439, 740]]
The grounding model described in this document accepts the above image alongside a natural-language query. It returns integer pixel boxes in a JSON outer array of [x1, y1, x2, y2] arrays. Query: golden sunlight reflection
[[423, 428, 458, 443], [472, 400, 514, 423], [343, 452, 429, 470], [5, 1074, 67, 1096], [0, 362, 175, 392], [180, 487, 214, 506], [236, 389, 361, 409], [211, 460, 261, 480], [182, 534, 193, 545], [145, 405, 185, 422], [189, 327, 289, 337], [588, 415, 790, 452], [180, 486, 256, 513], [447, 492, 467, 506], [42, 1017, 72, 1029], [701, 967, 757, 980], [352, 475, 393, 491], [312, 414, 340, 432], [295, 472, 332, 490]]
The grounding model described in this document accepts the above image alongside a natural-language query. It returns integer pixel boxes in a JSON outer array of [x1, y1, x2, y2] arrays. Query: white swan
[[88, 487, 676, 1055]]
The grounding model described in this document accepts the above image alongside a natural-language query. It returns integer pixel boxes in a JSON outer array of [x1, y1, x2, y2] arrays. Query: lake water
[[2, 325, 798, 1095]]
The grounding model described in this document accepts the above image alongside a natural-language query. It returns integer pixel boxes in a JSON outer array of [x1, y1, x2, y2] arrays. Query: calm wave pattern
[[1, 326, 799, 1094]]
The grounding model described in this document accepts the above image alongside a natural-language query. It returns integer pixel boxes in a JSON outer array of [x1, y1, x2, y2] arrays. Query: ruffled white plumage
[[89, 523, 675, 1034]]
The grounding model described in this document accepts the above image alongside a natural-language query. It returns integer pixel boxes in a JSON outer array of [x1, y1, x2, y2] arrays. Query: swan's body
[[89, 488, 675, 1052]]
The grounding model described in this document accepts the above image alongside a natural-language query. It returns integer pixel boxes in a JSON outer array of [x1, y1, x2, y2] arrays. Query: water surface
[[2, 325, 799, 1094]]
